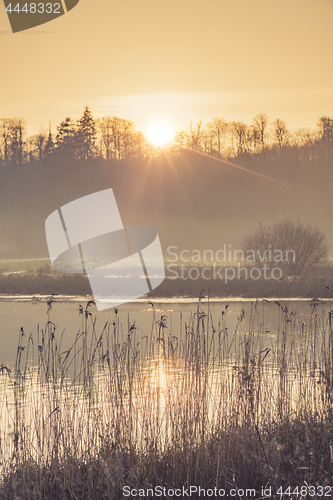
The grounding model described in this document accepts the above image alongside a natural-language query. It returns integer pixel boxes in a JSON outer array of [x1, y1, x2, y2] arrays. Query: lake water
[[1, 295, 332, 469], [0, 295, 331, 369]]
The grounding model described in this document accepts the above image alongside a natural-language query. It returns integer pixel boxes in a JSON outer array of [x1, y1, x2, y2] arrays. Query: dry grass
[[1, 298, 333, 499]]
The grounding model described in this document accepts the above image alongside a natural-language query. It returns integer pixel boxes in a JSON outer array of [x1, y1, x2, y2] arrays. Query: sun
[[146, 119, 175, 147]]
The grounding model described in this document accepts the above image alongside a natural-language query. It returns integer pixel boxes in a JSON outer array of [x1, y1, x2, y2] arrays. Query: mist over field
[[0, 139, 332, 261]]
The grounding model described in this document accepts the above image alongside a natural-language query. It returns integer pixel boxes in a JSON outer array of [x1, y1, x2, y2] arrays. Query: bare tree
[[317, 116, 333, 146], [98, 117, 113, 160], [290, 128, 315, 149], [174, 130, 187, 149], [188, 120, 205, 151], [247, 125, 261, 154], [29, 127, 47, 161], [252, 113, 269, 151], [12, 117, 26, 163], [206, 117, 228, 157], [230, 121, 248, 155], [0, 117, 27, 164], [98, 116, 143, 161], [242, 220, 328, 278], [273, 118, 289, 148], [0, 118, 11, 163]]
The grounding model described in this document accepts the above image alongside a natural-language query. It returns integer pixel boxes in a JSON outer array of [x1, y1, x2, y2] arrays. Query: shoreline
[[0, 268, 332, 300], [0, 293, 331, 304]]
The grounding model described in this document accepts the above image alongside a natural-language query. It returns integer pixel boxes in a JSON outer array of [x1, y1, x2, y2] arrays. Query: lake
[[1, 295, 332, 475], [0, 295, 330, 369]]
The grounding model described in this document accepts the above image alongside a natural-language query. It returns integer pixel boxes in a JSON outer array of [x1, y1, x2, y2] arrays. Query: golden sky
[[1, 0, 333, 135]]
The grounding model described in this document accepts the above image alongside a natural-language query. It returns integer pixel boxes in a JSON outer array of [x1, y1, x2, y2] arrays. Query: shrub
[[242, 220, 328, 278]]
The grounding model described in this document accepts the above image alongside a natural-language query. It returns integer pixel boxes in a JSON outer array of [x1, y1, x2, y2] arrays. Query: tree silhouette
[[97, 116, 144, 161], [1, 110, 332, 165], [55, 117, 77, 158], [29, 128, 47, 161], [273, 118, 289, 149], [188, 120, 205, 151], [0, 117, 27, 164], [317, 116, 333, 149], [206, 117, 228, 157], [252, 113, 269, 151], [0, 118, 11, 163], [231, 121, 248, 155], [77, 106, 97, 160], [43, 122, 55, 158], [242, 220, 328, 278]]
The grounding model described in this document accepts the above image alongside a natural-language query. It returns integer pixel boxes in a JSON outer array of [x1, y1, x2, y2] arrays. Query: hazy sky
[[1, 0, 333, 135]]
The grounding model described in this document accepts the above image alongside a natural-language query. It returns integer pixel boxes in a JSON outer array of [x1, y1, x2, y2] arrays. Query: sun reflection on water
[[1, 300, 333, 474]]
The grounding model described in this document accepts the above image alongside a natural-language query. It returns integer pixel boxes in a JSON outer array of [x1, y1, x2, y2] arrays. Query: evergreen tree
[[43, 121, 55, 158], [77, 106, 97, 159], [55, 117, 77, 158]]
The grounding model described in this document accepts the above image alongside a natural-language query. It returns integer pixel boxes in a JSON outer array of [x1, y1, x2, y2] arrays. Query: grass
[[1, 297, 333, 498]]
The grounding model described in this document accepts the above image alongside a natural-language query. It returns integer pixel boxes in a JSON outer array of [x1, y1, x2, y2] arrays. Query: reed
[[1, 298, 333, 499]]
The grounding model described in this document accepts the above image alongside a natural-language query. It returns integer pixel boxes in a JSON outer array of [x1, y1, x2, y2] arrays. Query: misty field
[[1, 298, 333, 499]]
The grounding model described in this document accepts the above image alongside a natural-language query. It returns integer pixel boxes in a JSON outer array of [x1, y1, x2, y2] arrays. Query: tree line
[[175, 114, 333, 158], [0, 106, 146, 165], [0, 106, 332, 165]]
